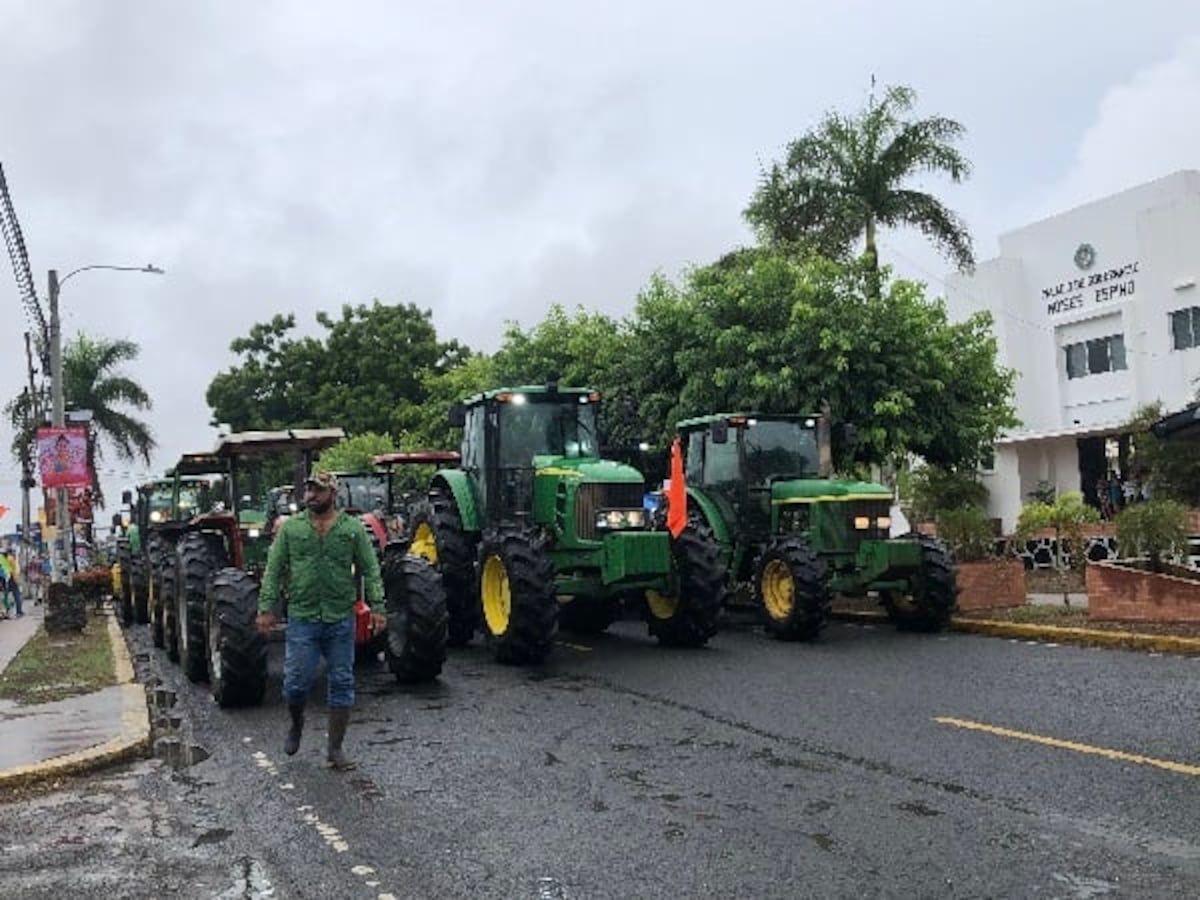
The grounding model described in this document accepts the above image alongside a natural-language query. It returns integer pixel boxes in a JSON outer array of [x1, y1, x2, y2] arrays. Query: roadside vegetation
[[0, 615, 117, 705]]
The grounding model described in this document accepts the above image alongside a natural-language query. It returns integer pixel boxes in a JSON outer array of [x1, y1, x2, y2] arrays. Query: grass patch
[[0, 615, 117, 705], [1004, 605, 1091, 624]]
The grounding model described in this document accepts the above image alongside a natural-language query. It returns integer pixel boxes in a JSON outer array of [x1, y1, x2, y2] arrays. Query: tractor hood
[[532, 454, 643, 485], [771, 478, 893, 505]]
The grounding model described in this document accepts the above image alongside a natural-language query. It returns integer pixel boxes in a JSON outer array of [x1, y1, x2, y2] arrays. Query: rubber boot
[[284, 703, 305, 756], [326, 707, 356, 770]]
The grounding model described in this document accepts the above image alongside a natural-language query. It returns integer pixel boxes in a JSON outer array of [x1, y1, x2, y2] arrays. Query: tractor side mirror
[[448, 404, 466, 428], [710, 421, 729, 444], [121, 489, 132, 505]]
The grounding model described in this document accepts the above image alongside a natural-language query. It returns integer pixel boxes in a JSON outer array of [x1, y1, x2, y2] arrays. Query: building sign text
[[1043, 261, 1139, 315]]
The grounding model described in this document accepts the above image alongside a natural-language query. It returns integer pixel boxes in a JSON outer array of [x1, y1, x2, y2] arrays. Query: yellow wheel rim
[[646, 589, 677, 620], [410, 523, 438, 564], [481, 554, 511, 636], [761, 559, 795, 621]]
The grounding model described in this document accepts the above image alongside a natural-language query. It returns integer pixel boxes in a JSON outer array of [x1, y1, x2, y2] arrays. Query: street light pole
[[45, 263, 164, 590], [47, 268, 69, 587]]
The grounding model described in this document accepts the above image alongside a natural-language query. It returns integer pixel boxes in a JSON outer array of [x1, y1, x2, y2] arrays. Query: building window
[[1170, 306, 1200, 350], [1064, 334, 1128, 379]]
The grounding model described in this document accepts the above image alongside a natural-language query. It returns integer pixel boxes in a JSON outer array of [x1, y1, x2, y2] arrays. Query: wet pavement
[[0, 605, 150, 786]]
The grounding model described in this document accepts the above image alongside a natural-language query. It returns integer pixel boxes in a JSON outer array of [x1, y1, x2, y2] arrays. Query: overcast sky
[[2, 0, 1199, 532]]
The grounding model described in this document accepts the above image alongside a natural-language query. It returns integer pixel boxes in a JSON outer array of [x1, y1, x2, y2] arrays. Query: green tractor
[[119, 468, 223, 648], [409, 385, 726, 664], [165, 429, 448, 707], [676, 413, 959, 637]]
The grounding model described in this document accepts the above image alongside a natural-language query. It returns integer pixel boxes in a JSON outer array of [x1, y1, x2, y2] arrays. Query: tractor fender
[[431, 469, 481, 534], [685, 487, 732, 547], [360, 512, 388, 550]]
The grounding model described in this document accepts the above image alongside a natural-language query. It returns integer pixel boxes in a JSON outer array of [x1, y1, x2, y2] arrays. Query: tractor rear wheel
[[175, 532, 228, 683], [409, 492, 478, 647], [130, 555, 149, 624], [149, 541, 170, 648], [161, 556, 180, 664], [754, 537, 830, 641], [207, 567, 267, 708], [644, 524, 726, 648], [117, 539, 134, 626], [881, 535, 959, 633], [381, 549, 449, 683], [477, 529, 557, 665]]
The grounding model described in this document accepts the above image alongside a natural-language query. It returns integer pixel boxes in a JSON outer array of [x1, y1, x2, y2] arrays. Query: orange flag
[[666, 437, 687, 538], [0, 504, 8, 520]]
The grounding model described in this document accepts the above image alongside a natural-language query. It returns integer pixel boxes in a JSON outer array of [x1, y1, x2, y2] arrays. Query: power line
[[0, 163, 48, 363]]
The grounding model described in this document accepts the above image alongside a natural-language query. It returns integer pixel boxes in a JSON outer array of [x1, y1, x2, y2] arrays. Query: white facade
[[945, 170, 1200, 533]]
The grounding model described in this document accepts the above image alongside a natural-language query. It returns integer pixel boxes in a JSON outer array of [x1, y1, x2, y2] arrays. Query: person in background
[[0, 550, 11, 619], [255, 469, 386, 770], [4, 547, 23, 617]]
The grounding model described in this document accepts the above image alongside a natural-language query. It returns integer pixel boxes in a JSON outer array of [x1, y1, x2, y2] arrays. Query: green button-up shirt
[[258, 511, 384, 621]]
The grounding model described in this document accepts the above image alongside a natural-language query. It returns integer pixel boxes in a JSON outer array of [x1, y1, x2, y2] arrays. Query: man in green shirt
[[256, 469, 386, 770]]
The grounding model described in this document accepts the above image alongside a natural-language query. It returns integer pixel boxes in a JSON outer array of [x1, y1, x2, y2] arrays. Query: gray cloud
[[1, 0, 1199, 528]]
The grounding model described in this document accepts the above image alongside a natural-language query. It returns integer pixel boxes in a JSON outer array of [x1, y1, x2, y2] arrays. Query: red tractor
[[166, 429, 449, 707]]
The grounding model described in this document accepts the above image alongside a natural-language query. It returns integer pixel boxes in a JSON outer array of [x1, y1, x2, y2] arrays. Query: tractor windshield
[[337, 474, 388, 513], [499, 398, 598, 467], [744, 419, 819, 482]]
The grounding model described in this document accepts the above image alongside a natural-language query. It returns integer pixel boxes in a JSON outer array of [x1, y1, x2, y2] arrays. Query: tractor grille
[[845, 499, 892, 549], [575, 482, 645, 541]]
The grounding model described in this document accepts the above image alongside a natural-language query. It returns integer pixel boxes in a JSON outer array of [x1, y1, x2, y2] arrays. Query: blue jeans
[[10, 582, 21, 615], [282, 615, 355, 708]]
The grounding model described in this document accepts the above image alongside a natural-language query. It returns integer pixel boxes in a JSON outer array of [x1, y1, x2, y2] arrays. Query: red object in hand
[[665, 437, 687, 538]]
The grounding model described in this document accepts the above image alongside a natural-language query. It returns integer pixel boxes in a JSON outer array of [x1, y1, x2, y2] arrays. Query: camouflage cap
[[304, 469, 339, 491]]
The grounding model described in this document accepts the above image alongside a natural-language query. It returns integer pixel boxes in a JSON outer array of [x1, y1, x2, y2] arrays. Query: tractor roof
[[1152, 404, 1200, 442], [371, 450, 461, 467], [213, 427, 346, 460], [459, 385, 600, 406], [174, 452, 228, 476], [675, 412, 821, 430]]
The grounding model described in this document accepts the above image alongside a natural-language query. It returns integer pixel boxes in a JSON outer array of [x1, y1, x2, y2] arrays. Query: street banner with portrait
[[37, 426, 91, 488]]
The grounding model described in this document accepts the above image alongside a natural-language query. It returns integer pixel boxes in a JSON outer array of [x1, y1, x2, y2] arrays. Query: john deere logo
[[1074, 243, 1096, 270]]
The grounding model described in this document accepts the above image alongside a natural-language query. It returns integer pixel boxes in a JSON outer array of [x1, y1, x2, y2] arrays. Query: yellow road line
[[935, 716, 1200, 777]]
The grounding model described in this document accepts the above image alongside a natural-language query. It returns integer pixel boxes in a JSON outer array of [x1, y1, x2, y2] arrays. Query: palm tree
[[744, 83, 974, 292], [62, 334, 156, 507]]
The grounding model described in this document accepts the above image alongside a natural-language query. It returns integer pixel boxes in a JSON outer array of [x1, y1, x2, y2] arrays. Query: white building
[[945, 170, 1200, 534]]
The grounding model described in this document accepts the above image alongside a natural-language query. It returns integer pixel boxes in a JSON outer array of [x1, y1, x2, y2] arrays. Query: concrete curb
[[831, 610, 1200, 656], [0, 611, 151, 790]]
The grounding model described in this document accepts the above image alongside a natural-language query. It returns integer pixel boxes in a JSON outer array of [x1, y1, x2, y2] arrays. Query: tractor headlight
[[149, 511, 163, 523], [853, 516, 870, 530], [876, 516, 891, 530], [247, 527, 261, 539], [595, 509, 646, 530]]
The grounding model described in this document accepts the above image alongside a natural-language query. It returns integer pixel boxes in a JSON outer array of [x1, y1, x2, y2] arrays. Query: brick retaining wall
[[955, 560, 1026, 611], [1086, 560, 1200, 623]]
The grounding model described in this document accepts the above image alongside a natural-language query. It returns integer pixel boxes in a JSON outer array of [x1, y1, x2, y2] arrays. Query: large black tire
[[130, 554, 149, 625], [148, 538, 169, 648], [558, 596, 618, 635], [409, 492, 478, 647], [175, 532, 228, 684], [881, 535, 960, 633], [160, 554, 180, 664], [477, 528, 557, 665], [207, 567, 267, 708], [117, 539, 134, 626], [381, 549, 449, 683], [643, 523, 726, 648], [753, 537, 830, 641]]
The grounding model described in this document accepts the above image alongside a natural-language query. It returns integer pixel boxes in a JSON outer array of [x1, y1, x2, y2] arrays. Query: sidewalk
[[0, 603, 150, 789]]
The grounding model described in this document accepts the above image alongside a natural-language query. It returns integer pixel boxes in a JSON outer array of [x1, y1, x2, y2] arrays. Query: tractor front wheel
[[381, 549, 449, 683], [176, 532, 227, 683], [130, 556, 149, 625], [117, 539, 134, 626], [644, 524, 726, 648], [409, 492, 478, 647], [881, 535, 959, 633], [207, 568, 267, 708], [754, 537, 829, 641], [477, 529, 557, 665]]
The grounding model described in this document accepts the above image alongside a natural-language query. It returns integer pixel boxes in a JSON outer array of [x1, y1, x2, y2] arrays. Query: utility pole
[[48, 268, 70, 587], [20, 331, 40, 579]]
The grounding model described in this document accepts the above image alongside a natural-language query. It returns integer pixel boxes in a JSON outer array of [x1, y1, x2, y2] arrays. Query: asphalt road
[[3, 614, 1199, 898]]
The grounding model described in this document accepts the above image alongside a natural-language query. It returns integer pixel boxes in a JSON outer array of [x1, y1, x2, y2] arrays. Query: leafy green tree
[[1114, 500, 1190, 573], [1125, 402, 1200, 506], [625, 249, 1016, 468], [1015, 491, 1100, 604], [317, 432, 399, 473], [405, 354, 497, 452], [744, 83, 974, 294], [907, 464, 989, 523], [207, 301, 471, 439], [62, 335, 157, 506]]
